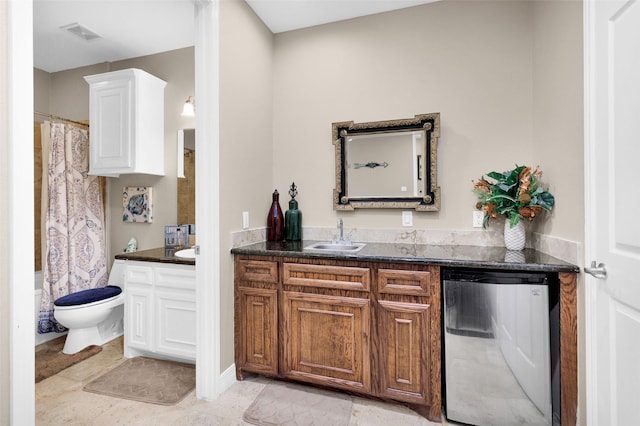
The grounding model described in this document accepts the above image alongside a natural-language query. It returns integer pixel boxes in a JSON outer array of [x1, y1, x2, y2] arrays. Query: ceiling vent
[[59, 23, 102, 41]]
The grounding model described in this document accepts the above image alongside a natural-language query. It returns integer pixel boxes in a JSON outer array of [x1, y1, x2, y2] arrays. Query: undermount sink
[[304, 242, 366, 252], [174, 248, 196, 259]]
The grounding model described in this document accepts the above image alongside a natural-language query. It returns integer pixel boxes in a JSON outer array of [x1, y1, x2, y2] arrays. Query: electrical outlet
[[472, 210, 484, 228], [242, 211, 249, 229], [402, 211, 413, 227]]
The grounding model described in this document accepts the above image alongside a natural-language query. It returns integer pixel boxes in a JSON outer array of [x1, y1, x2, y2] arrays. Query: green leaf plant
[[473, 165, 555, 229]]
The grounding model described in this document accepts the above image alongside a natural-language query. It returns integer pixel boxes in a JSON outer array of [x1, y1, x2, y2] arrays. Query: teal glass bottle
[[285, 182, 302, 241]]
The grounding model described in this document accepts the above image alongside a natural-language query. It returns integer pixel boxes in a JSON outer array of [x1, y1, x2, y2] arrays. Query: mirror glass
[[177, 128, 195, 224], [333, 113, 440, 211]]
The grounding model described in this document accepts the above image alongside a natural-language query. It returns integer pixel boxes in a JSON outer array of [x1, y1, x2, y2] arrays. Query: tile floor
[[36, 337, 443, 425]]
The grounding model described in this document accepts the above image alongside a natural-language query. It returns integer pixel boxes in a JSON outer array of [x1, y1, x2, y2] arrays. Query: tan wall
[[531, 0, 585, 421], [35, 48, 195, 262], [34, 68, 50, 116], [219, 0, 274, 370], [272, 0, 583, 244], [531, 0, 584, 242], [273, 0, 536, 230]]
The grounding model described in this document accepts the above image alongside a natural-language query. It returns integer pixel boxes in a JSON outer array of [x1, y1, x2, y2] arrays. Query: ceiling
[[34, 0, 437, 73], [244, 0, 437, 33]]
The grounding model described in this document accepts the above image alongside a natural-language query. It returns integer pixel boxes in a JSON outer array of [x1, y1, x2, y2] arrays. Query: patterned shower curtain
[[38, 122, 108, 333]]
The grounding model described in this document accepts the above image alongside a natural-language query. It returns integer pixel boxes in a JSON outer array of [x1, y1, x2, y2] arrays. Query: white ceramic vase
[[504, 219, 526, 251]]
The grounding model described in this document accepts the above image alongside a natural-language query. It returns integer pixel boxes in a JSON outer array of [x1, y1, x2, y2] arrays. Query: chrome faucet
[[335, 218, 351, 245]]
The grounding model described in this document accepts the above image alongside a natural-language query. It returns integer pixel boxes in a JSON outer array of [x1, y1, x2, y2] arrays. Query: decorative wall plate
[[123, 186, 153, 223]]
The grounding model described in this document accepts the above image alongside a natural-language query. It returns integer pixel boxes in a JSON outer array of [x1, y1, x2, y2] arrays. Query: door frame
[[193, 0, 222, 400], [583, 0, 598, 421], [5, 0, 35, 423]]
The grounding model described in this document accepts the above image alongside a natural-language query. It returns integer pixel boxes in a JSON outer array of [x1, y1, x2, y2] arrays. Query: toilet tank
[[108, 259, 126, 288]]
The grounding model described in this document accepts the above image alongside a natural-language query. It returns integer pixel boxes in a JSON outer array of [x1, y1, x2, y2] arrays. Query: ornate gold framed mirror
[[333, 113, 440, 211]]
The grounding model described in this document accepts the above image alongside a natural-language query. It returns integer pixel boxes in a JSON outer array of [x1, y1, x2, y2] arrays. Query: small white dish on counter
[[175, 248, 196, 259]]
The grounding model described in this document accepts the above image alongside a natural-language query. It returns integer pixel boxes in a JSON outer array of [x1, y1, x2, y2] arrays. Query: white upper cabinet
[[84, 68, 167, 177]]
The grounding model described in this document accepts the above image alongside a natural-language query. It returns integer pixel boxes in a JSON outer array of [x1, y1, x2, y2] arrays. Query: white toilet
[[54, 260, 126, 354]]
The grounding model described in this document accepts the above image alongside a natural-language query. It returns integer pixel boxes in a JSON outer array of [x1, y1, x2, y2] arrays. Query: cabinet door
[[378, 300, 431, 404], [283, 291, 371, 393], [89, 77, 133, 174], [124, 264, 153, 353], [155, 290, 196, 361], [237, 287, 278, 376], [125, 284, 153, 352], [154, 265, 196, 360]]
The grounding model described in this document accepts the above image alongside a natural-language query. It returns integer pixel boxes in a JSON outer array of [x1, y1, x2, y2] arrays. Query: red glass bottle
[[266, 190, 284, 241]]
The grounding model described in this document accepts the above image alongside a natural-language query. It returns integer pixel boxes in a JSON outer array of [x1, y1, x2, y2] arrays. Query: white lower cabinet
[[124, 261, 196, 362]]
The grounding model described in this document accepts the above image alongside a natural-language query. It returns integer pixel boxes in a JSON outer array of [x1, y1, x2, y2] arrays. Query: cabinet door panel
[[283, 292, 370, 393], [125, 285, 153, 351], [155, 291, 196, 360], [238, 287, 278, 375], [378, 300, 430, 404], [90, 79, 132, 171]]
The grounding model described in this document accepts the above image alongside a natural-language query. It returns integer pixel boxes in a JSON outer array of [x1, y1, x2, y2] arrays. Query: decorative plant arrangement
[[473, 165, 555, 229]]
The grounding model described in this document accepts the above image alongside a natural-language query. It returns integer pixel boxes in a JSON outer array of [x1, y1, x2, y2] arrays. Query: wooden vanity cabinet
[[234, 258, 279, 377], [234, 255, 442, 422]]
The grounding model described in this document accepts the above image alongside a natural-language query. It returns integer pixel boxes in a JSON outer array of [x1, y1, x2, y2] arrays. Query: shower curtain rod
[[35, 111, 89, 128]]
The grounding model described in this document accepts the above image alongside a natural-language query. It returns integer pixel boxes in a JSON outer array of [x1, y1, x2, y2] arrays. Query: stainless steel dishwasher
[[442, 268, 560, 426]]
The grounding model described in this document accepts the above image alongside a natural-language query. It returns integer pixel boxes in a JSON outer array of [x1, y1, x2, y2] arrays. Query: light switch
[[242, 211, 249, 229], [402, 211, 413, 227], [473, 211, 484, 228]]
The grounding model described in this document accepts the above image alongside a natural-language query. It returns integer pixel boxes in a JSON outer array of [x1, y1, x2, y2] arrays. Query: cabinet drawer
[[126, 264, 153, 285], [155, 265, 195, 291], [237, 260, 278, 283], [378, 269, 432, 296], [283, 263, 370, 292]]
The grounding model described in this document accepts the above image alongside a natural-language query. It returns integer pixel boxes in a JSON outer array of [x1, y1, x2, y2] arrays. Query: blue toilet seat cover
[[54, 286, 122, 307]]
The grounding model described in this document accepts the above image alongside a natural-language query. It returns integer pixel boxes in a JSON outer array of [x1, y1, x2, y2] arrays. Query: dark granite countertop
[[115, 247, 195, 266], [231, 240, 580, 273]]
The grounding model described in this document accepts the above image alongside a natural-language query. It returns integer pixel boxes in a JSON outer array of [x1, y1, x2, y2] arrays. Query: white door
[[585, 1, 640, 424]]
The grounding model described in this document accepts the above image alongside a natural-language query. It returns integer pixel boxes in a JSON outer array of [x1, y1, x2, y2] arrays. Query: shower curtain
[[38, 121, 108, 333]]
